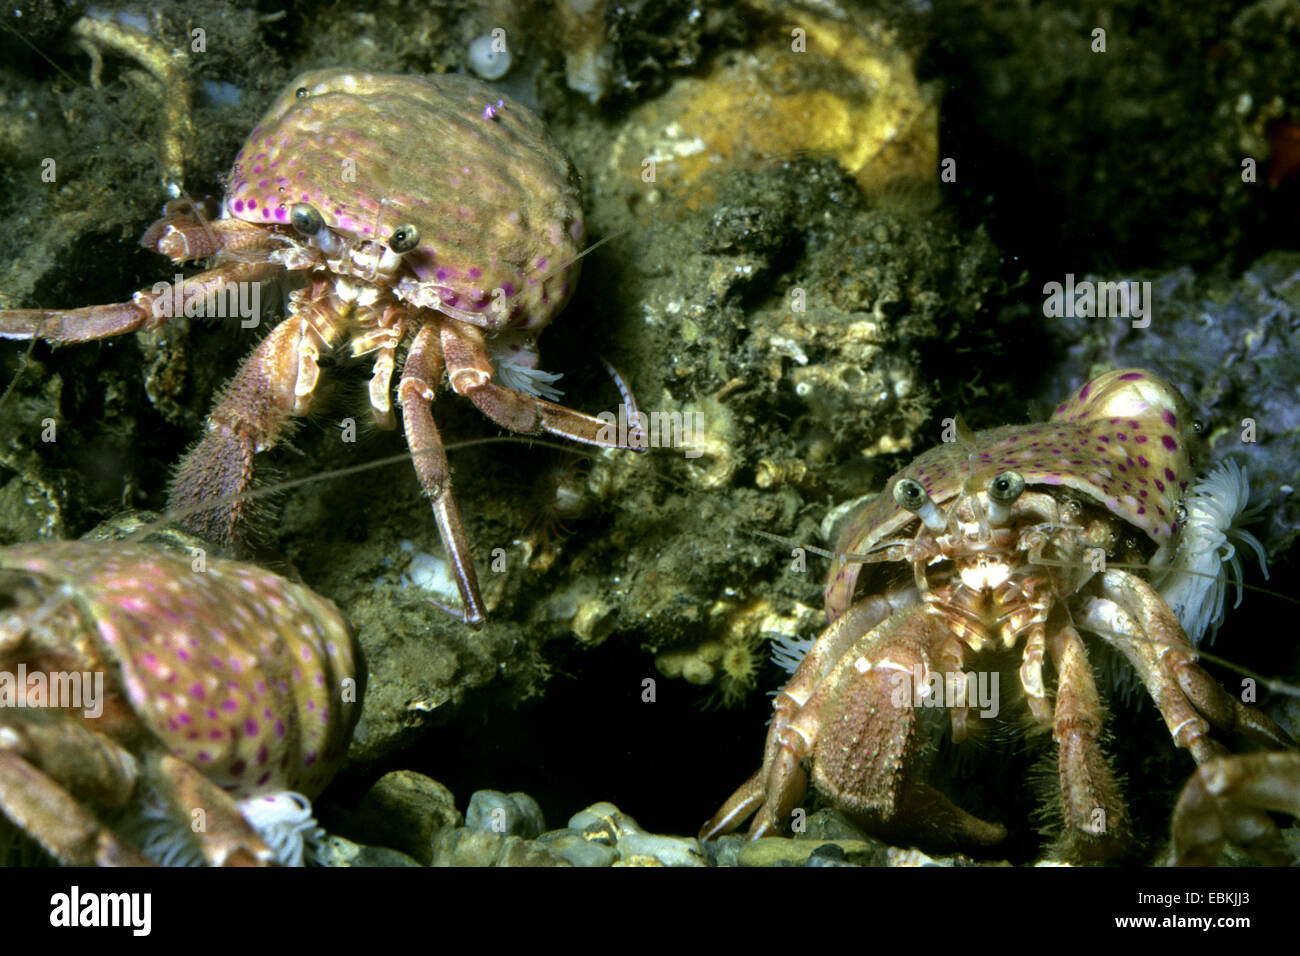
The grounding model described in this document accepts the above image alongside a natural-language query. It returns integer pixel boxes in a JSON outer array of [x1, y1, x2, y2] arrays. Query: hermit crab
[[702, 369, 1296, 861], [0, 539, 360, 866], [0, 69, 640, 625]]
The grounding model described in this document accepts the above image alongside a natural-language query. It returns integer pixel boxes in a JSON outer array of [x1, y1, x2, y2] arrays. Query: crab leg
[[140, 201, 281, 262], [0, 259, 282, 344], [166, 280, 339, 548], [399, 324, 487, 626], [0, 725, 148, 866], [1169, 752, 1300, 866], [150, 754, 275, 866], [1083, 571, 1295, 759], [1047, 620, 1129, 858], [439, 319, 642, 450]]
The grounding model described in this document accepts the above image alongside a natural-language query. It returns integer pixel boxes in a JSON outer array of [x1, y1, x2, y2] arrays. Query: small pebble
[[466, 790, 546, 839], [617, 832, 706, 867]]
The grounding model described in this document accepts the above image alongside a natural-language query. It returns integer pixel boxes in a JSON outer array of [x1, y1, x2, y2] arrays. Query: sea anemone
[[126, 789, 327, 866], [1155, 459, 1269, 646]]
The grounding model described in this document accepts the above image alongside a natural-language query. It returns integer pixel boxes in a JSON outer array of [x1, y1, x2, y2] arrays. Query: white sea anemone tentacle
[[769, 632, 815, 676], [238, 791, 326, 867], [126, 789, 326, 866], [1157, 460, 1269, 646], [488, 333, 565, 401]]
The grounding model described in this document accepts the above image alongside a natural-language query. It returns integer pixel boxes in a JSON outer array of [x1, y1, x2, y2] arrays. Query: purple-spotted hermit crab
[[702, 369, 1297, 861], [0, 69, 640, 624], [0, 540, 359, 866]]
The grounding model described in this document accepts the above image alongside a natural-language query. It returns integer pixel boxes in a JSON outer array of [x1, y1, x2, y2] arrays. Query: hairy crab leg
[[439, 319, 645, 450], [167, 281, 340, 548], [399, 324, 487, 626], [1048, 620, 1130, 857]]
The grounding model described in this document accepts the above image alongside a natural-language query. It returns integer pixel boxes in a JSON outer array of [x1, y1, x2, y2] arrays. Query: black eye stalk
[[893, 478, 947, 531]]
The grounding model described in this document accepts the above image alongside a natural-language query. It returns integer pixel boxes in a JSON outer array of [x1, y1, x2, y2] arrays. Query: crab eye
[[892, 478, 928, 511], [296, 87, 310, 98], [988, 471, 1025, 504], [388, 224, 421, 254], [1192, 419, 1204, 434], [290, 203, 324, 236]]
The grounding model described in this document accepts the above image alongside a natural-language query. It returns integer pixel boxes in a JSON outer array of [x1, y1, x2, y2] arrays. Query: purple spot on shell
[[256, 771, 271, 786], [257, 178, 270, 189], [208, 729, 223, 740], [206, 707, 218, 720], [1099, 435, 1110, 443], [245, 718, 260, 736], [1164, 467, 1177, 482], [222, 699, 238, 712], [275, 206, 288, 222], [468, 267, 482, 279], [1162, 410, 1177, 426], [178, 712, 192, 726], [435, 268, 450, 281], [197, 751, 211, 762], [262, 208, 271, 219], [257, 744, 269, 766], [1079, 382, 1091, 401], [232, 199, 245, 213], [1137, 507, 1146, 515], [1137, 455, 1149, 467], [1117, 433, 1127, 441], [304, 752, 318, 767], [1162, 435, 1178, 450], [1155, 479, 1165, 491], [1119, 372, 1144, 381], [190, 682, 205, 701], [275, 719, 285, 738], [247, 199, 257, 209]]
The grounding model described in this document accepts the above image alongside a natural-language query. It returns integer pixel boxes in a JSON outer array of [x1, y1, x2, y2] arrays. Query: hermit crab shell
[[825, 369, 1199, 619], [0, 541, 359, 801], [225, 69, 584, 332]]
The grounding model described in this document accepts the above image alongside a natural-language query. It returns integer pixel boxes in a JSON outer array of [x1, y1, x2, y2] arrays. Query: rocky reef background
[[1, 0, 1297, 865]]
